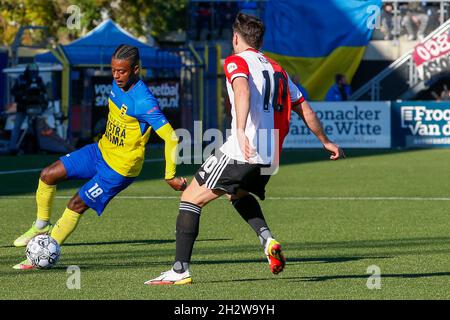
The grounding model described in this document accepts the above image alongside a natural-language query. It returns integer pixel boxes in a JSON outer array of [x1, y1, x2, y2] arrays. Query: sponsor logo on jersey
[[147, 106, 159, 114], [120, 104, 128, 118], [227, 63, 238, 73], [105, 116, 126, 147]]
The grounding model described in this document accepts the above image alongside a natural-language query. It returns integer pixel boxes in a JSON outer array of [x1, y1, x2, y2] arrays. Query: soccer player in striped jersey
[[145, 13, 344, 285], [12, 45, 187, 269]]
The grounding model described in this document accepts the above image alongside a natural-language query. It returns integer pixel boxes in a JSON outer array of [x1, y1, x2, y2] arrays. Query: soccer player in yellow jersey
[[12, 44, 186, 269]]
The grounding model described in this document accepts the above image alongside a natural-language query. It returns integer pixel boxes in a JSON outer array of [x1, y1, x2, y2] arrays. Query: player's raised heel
[[144, 269, 193, 285], [13, 222, 53, 247], [265, 238, 286, 275]]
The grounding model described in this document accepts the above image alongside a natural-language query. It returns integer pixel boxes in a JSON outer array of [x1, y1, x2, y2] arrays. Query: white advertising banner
[[284, 101, 391, 148]]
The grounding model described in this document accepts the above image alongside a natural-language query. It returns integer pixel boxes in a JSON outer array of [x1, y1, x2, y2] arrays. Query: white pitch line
[[1, 196, 450, 201], [0, 168, 42, 175], [265, 196, 450, 201], [0, 158, 165, 175], [0, 195, 179, 200]]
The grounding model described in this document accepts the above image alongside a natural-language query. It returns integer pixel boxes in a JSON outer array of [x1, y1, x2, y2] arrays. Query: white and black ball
[[26, 235, 61, 269]]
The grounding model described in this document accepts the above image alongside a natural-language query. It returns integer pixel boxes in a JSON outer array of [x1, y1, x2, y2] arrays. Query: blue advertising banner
[[392, 101, 450, 148]]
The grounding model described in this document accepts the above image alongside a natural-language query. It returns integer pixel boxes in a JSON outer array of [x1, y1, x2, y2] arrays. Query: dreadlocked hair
[[112, 44, 140, 67]]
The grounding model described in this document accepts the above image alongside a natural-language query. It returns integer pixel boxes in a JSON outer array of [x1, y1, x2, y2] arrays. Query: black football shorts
[[194, 152, 271, 200]]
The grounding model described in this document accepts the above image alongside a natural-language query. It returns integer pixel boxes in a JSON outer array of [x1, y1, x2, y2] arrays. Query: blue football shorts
[[60, 143, 134, 215]]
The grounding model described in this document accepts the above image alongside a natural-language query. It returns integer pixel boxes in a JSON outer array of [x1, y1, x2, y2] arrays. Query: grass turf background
[[0, 148, 449, 299]]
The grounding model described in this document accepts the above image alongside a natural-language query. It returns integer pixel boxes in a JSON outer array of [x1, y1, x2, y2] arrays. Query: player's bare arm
[[293, 101, 345, 160], [233, 77, 255, 161]]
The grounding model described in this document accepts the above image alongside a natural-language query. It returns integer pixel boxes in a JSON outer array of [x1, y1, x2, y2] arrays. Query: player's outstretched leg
[[231, 193, 285, 274], [145, 201, 201, 285], [13, 193, 86, 270], [13, 161, 67, 247], [145, 179, 223, 285]]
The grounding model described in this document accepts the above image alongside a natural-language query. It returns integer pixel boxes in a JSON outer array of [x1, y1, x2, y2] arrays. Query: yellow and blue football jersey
[[98, 80, 177, 178]]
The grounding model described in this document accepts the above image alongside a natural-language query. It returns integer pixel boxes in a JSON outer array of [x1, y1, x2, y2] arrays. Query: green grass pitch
[[0, 148, 449, 300]]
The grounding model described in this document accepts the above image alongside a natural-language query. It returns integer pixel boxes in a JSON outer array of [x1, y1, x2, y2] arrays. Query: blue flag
[[263, 0, 382, 100]]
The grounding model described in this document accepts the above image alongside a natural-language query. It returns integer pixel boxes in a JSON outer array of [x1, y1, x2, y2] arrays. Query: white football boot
[[144, 268, 192, 285]]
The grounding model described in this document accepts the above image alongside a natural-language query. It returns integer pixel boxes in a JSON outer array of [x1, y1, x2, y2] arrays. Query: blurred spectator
[[218, 2, 238, 40], [381, 2, 402, 40], [195, 2, 213, 41], [432, 85, 450, 101], [442, 87, 450, 101], [325, 74, 352, 102], [9, 63, 47, 154], [291, 75, 309, 101], [403, 2, 429, 41]]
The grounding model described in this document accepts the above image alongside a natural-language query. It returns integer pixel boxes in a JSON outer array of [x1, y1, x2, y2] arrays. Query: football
[[26, 235, 61, 269]]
